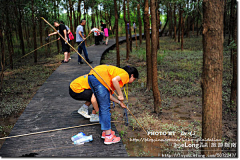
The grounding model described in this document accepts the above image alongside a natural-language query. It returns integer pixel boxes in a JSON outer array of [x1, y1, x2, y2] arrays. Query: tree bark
[[0, 18, 5, 101], [181, 6, 184, 51], [174, 4, 177, 41], [137, 3, 142, 44], [114, 0, 120, 67], [201, 0, 224, 156], [32, 0, 37, 62], [156, 0, 160, 49], [230, 0, 237, 110], [150, 0, 162, 114], [168, 3, 173, 37], [69, 0, 74, 46], [144, 0, 152, 91], [78, 0, 82, 24], [178, 4, 181, 42], [6, 5, 14, 69], [123, 0, 130, 61], [127, 0, 132, 52], [13, 0, 25, 56]]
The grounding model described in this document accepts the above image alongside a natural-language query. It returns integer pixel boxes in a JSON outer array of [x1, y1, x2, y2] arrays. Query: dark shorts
[[69, 87, 92, 102], [61, 40, 70, 52]]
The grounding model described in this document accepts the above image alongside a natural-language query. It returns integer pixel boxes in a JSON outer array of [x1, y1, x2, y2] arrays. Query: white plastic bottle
[[73, 135, 93, 145], [71, 132, 86, 141]]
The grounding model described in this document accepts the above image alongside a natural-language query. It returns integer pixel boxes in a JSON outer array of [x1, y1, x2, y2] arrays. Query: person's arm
[[48, 31, 58, 36], [67, 30, 71, 34], [79, 30, 86, 41], [110, 94, 126, 108], [63, 29, 68, 41], [112, 76, 124, 101]]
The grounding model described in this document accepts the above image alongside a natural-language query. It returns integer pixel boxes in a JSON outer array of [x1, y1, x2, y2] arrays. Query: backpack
[[69, 32, 74, 40]]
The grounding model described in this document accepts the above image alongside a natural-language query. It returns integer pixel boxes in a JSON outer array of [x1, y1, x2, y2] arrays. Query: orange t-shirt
[[70, 74, 91, 93], [88, 65, 129, 92]]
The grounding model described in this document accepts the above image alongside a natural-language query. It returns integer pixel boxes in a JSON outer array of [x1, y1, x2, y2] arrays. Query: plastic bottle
[[73, 135, 93, 145], [71, 132, 86, 141]]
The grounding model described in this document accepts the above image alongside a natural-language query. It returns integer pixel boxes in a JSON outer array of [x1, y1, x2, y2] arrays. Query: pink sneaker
[[104, 134, 121, 145], [101, 130, 115, 139]]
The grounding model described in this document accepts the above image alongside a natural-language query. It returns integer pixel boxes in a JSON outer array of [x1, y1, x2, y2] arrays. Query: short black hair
[[54, 21, 58, 23], [122, 66, 139, 79], [80, 19, 86, 23], [60, 21, 64, 24]]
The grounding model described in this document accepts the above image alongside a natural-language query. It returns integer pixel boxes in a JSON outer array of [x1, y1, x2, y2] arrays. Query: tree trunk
[[156, 1, 160, 49], [78, 0, 82, 24], [144, 0, 152, 91], [6, 6, 13, 69], [127, 0, 132, 52], [39, 14, 43, 46], [150, 0, 162, 114], [134, 8, 138, 49], [168, 3, 172, 37], [230, 0, 237, 110], [13, 1, 25, 56], [73, 6, 76, 33], [69, 0, 74, 46], [0, 18, 5, 101], [181, 6, 184, 51], [32, 0, 37, 62], [178, 4, 181, 42], [197, 0, 199, 36], [174, 4, 177, 41], [223, 0, 227, 39], [123, 0, 130, 61], [137, 3, 142, 44], [201, 0, 224, 156], [114, 0, 120, 67]]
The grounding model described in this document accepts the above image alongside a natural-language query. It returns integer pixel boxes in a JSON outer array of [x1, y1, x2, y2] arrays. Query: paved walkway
[[0, 36, 137, 157]]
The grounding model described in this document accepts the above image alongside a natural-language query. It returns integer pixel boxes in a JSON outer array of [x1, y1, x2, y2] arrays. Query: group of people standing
[[48, 19, 110, 64]]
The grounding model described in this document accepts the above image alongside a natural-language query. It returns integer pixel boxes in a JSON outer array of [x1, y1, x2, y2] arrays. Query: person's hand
[[65, 37, 68, 41], [120, 101, 127, 108], [83, 38, 86, 41], [48, 34, 51, 37], [118, 95, 124, 101], [58, 37, 60, 40]]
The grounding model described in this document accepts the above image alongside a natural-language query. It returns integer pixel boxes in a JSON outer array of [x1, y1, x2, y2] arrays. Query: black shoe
[[78, 61, 83, 64], [87, 60, 93, 64]]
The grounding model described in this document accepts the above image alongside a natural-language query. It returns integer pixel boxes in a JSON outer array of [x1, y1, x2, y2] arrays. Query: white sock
[[82, 104, 88, 109]]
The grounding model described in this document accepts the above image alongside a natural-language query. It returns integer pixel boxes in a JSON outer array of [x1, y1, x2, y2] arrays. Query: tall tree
[[13, 0, 25, 55], [174, 4, 177, 41], [123, 0, 130, 61], [137, 2, 142, 44], [144, 0, 152, 91], [150, 0, 162, 114], [0, 16, 5, 101], [6, 3, 14, 69], [127, 0, 132, 52], [230, 0, 237, 110], [201, 0, 224, 156], [32, 0, 37, 62], [114, 0, 120, 67], [178, 4, 181, 42], [181, 5, 184, 51]]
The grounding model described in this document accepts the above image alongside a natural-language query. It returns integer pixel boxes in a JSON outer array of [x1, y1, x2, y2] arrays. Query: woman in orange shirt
[[88, 65, 138, 145], [69, 74, 99, 122]]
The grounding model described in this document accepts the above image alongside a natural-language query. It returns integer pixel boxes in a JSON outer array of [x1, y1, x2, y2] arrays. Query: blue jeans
[[88, 75, 111, 130], [77, 41, 90, 62]]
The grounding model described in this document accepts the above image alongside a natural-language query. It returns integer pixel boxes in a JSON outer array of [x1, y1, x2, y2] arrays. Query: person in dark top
[[48, 21, 70, 63], [100, 20, 106, 42]]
